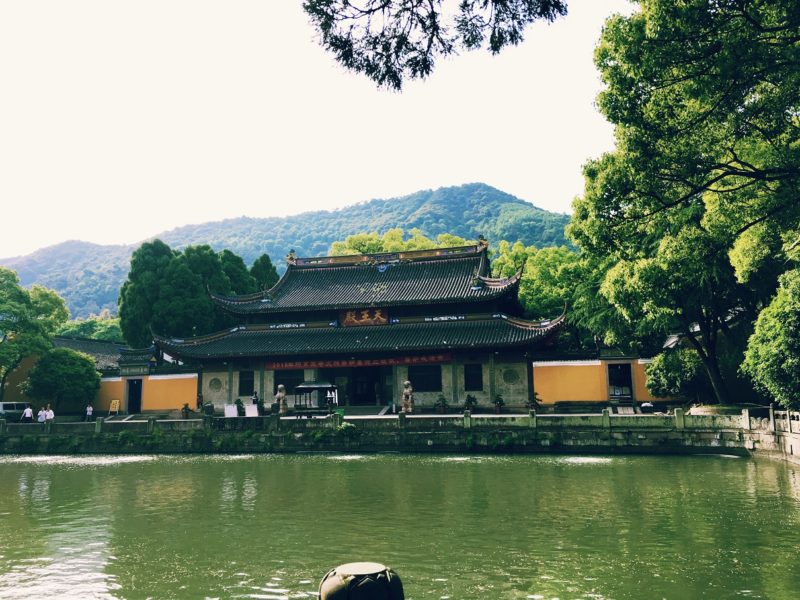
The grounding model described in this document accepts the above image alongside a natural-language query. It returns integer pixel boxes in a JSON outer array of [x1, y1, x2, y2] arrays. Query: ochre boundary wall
[[532, 359, 663, 404], [2, 408, 799, 465]]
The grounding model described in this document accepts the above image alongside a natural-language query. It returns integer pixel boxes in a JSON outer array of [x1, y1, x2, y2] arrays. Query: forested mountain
[[1, 183, 569, 317]]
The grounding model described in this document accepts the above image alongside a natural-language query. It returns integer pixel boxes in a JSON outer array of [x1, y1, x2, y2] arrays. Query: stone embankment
[[1, 408, 799, 463]]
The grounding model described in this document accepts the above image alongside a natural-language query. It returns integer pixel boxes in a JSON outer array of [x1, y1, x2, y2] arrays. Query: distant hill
[[1, 183, 570, 317]]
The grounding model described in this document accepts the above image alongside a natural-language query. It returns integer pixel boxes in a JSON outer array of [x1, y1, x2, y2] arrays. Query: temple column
[[227, 363, 234, 404], [450, 360, 459, 406], [265, 370, 275, 405], [489, 354, 496, 405]]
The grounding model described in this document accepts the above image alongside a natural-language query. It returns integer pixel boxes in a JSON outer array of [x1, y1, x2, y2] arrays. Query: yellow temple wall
[[98, 377, 123, 411], [533, 360, 606, 404], [2, 356, 37, 404], [533, 359, 672, 405], [142, 374, 197, 411], [632, 360, 659, 402]]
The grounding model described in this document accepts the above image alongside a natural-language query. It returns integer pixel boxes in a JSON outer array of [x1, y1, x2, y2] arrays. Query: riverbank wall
[[2, 408, 800, 463]]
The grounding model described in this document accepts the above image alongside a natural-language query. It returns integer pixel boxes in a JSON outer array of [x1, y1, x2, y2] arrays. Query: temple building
[[154, 241, 565, 410], [2, 241, 666, 415]]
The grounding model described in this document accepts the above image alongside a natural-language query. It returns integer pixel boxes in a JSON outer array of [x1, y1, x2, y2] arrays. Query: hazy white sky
[[0, 0, 632, 259]]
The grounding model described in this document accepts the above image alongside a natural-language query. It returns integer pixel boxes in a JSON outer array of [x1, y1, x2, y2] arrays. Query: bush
[[463, 394, 478, 412], [22, 348, 100, 412]]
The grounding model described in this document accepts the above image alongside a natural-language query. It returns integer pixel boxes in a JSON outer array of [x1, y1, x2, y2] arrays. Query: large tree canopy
[[586, 0, 799, 272], [569, 0, 799, 404], [0, 268, 68, 401], [118, 241, 272, 347], [303, 0, 567, 89]]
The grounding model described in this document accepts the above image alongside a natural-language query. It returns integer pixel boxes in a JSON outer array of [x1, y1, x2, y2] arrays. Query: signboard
[[109, 399, 120, 415], [267, 354, 452, 370], [340, 308, 389, 327], [120, 365, 149, 377]]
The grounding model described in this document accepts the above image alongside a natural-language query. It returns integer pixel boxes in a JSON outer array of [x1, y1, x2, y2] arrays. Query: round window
[[502, 369, 520, 385], [208, 378, 223, 391]]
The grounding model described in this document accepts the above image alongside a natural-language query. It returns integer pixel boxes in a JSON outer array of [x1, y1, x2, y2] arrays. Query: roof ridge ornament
[[285, 249, 297, 266], [477, 235, 488, 250]]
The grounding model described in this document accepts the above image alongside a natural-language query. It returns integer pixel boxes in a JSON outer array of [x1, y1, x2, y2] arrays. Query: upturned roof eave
[[210, 284, 522, 316], [152, 311, 564, 360]]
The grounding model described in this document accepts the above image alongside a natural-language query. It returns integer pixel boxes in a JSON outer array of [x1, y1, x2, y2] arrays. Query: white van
[[0, 402, 29, 420]]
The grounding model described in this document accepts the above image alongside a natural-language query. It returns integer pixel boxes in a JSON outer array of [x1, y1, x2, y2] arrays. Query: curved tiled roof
[[154, 313, 564, 360], [53, 337, 128, 370], [211, 244, 521, 315]]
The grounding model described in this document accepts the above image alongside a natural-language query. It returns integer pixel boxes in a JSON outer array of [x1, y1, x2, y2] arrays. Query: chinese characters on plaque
[[340, 308, 389, 327]]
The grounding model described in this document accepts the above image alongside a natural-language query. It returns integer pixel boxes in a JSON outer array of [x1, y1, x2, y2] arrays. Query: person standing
[[85, 403, 94, 422], [45, 405, 55, 422], [20, 405, 33, 423], [37, 407, 46, 423]]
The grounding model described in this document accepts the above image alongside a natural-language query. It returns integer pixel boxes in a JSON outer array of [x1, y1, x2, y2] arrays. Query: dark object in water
[[319, 562, 404, 599]]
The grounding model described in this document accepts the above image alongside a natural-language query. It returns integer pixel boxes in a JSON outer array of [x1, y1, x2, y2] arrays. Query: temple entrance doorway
[[351, 367, 382, 405], [126, 378, 142, 414], [319, 366, 393, 406]]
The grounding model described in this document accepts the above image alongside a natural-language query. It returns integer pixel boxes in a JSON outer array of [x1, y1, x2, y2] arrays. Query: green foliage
[[118, 241, 267, 345], [742, 270, 800, 407], [336, 421, 359, 438], [22, 347, 100, 412], [330, 228, 470, 256], [463, 394, 478, 412], [57, 315, 124, 343], [645, 350, 708, 401], [250, 254, 279, 290], [567, 1, 800, 403], [491, 242, 621, 350], [2, 183, 569, 318], [303, 0, 566, 89], [0, 268, 68, 401], [118, 240, 175, 347]]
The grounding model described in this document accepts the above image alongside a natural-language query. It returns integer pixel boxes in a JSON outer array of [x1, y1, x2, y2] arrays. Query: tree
[[742, 269, 800, 407], [0, 268, 68, 401], [57, 315, 125, 343], [182, 245, 231, 295], [150, 255, 215, 339], [119, 241, 261, 346], [250, 254, 280, 290], [590, 1, 800, 265], [118, 240, 176, 347], [303, 0, 567, 89], [568, 0, 800, 404], [22, 347, 100, 412], [645, 349, 709, 401], [491, 241, 628, 351], [329, 228, 469, 255], [219, 249, 258, 295]]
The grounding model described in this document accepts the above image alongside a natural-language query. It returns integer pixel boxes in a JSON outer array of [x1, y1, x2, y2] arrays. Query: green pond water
[[1, 453, 799, 599]]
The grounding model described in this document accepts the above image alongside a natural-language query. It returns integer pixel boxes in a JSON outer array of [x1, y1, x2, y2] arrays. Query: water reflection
[[0, 454, 798, 599]]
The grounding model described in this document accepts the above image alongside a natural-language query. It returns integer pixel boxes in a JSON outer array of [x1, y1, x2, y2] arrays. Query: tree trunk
[[686, 331, 731, 405]]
